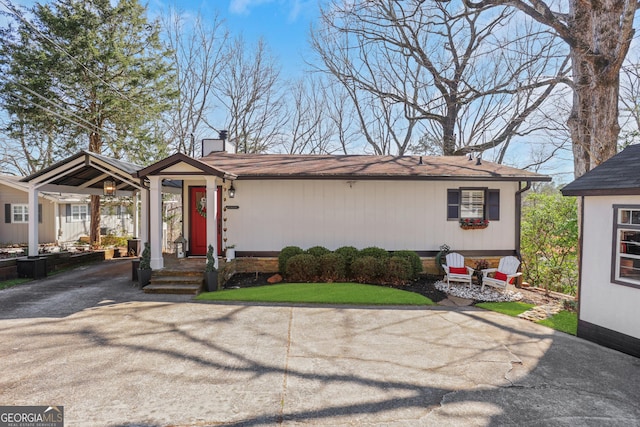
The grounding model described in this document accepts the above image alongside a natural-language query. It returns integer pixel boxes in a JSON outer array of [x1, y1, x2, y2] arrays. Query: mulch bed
[[223, 273, 574, 307]]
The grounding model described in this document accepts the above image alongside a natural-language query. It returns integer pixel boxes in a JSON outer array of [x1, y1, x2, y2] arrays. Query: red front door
[[189, 186, 222, 256]]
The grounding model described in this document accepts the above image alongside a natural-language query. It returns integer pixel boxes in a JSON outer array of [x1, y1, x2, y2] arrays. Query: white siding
[[225, 179, 518, 252], [580, 196, 640, 339]]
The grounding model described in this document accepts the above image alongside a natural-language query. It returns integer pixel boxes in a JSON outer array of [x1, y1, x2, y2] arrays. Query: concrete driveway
[[0, 260, 638, 426]]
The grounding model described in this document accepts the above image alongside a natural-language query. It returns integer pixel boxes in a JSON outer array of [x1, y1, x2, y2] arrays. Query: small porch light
[[229, 183, 236, 198], [103, 179, 116, 197]]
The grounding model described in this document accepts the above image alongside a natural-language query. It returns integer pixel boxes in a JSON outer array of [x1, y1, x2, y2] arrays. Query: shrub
[[383, 256, 413, 285], [335, 246, 359, 276], [306, 245, 331, 258], [285, 254, 319, 282], [351, 255, 383, 283], [101, 234, 130, 247], [358, 246, 390, 259], [318, 253, 347, 282], [278, 246, 304, 273], [392, 250, 422, 279]]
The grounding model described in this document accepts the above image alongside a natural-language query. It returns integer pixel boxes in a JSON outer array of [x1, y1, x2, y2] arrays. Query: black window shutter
[[4, 204, 11, 223], [38, 204, 42, 223], [447, 189, 460, 220], [66, 204, 71, 223], [487, 189, 500, 220]]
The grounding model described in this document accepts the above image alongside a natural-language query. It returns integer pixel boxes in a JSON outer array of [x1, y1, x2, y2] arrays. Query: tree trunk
[[567, 0, 630, 178], [568, 52, 620, 179], [89, 131, 101, 245]]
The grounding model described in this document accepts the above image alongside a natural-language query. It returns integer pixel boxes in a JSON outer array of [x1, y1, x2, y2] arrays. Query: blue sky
[[155, 0, 320, 78]]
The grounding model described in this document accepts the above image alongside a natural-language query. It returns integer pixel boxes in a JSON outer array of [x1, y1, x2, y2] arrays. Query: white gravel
[[434, 280, 523, 302]]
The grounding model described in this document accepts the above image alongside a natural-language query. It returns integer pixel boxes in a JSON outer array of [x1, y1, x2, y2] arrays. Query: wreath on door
[[196, 195, 207, 218]]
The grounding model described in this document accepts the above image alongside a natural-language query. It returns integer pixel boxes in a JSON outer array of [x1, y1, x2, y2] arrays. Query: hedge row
[[278, 246, 422, 285]]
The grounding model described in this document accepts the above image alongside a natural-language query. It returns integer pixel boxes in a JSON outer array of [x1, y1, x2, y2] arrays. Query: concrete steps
[[143, 270, 203, 295]]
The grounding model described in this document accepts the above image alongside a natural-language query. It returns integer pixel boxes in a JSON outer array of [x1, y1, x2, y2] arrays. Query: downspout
[[515, 181, 532, 258]]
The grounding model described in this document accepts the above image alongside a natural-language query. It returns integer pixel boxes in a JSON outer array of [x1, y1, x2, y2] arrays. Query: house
[[20, 147, 549, 273], [133, 148, 550, 270], [561, 144, 640, 358], [1, 173, 135, 248]]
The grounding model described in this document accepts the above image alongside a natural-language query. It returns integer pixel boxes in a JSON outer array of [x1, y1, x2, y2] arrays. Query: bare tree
[[216, 37, 286, 153], [162, 8, 229, 156], [620, 59, 640, 148], [463, 0, 639, 177], [283, 76, 339, 154], [311, 0, 569, 159]]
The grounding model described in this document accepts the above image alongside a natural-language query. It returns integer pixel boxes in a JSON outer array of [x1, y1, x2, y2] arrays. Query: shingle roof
[[561, 144, 640, 196], [199, 153, 550, 182]]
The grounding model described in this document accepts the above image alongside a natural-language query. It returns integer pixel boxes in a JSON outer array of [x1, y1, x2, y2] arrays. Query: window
[[4, 203, 41, 224], [447, 188, 500, 221], [71, 204, 88, 222], [614, 206, 640, 287], [12, 204, 28, 223]]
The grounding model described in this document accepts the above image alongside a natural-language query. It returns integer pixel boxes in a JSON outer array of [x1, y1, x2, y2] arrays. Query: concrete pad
[[438, 295, 475, 307], [0, 261, 639, 426]]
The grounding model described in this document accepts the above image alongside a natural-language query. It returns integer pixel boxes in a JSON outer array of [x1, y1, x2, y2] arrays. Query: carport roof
[[22, 150, 143, 193]]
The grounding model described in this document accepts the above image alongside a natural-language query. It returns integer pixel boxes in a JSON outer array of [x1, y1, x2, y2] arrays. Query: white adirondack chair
[[442, 252, 474, 290], [481, 256, 522, 293]]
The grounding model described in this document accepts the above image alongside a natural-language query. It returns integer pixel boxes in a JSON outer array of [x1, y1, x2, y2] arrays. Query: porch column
[[140, 187, 149, 249], [149, 176, 164, 269], [132, 191, 139, 239], [27, 183, 39, 257], [205, 176, 218, 269]]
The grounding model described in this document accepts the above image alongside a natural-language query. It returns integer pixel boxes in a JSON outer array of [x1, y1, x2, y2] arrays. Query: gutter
[[515, 181, 532, 258]]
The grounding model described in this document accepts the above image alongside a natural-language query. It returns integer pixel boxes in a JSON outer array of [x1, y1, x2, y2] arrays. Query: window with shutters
[[12, 204, 28, 223], [447, 188, 500, 221]]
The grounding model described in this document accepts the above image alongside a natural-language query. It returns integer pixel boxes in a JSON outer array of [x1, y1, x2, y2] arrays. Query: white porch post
[[132, 191, 139, 238], [140, 187, 149, 249], [149, 176, 164, 269], [27, 183, 39, 256], [205, 176, 218, 269], [54, 201, 60, 245]]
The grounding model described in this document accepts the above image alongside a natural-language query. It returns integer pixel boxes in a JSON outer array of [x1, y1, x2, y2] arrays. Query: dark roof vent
[[418, 156, 423, 165]]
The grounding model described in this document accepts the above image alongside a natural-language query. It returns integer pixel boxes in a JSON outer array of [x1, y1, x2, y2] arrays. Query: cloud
[[229, 0, 311, 21], [229, 0, 275, 15]]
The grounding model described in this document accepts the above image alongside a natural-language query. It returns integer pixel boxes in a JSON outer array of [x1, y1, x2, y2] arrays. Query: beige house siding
[[0, 183, 56, 244], [225, 179, 517, 252], [580, 195, 640, 340]]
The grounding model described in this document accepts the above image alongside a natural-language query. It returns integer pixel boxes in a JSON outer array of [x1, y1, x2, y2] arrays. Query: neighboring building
[[561, 144, 640, 358], [1, 174, 134, 246]]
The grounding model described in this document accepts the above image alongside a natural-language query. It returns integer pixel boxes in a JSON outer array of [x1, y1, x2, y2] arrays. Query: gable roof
[[561, 144, 640, 196], [134, 152, 232, 178], [198, 152, 550, 182]]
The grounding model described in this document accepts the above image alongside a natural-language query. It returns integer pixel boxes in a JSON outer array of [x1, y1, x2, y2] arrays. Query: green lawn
[[537, 311, 578, 335], [197, 282, 434, 306], [0, 277, 31, 290], [475, 301, 535, 316]]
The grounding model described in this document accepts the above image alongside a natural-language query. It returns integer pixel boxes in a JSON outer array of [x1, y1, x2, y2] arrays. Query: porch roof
[[198, 152, 551, 182]]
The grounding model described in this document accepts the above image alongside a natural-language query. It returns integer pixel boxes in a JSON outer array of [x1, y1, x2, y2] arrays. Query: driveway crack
[[278, 306, 294, 425]]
